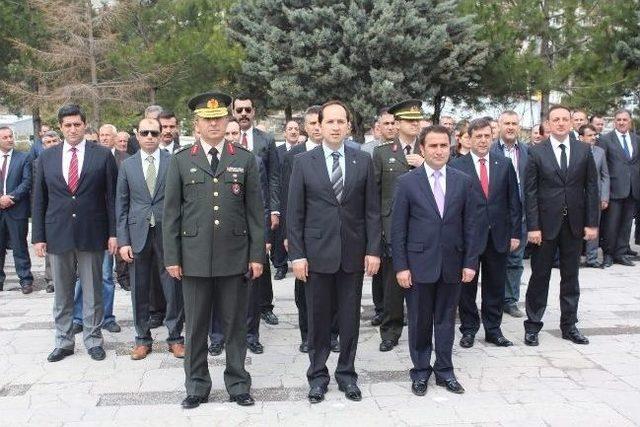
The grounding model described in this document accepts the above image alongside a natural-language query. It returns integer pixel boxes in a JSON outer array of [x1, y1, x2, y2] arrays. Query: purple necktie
[[433, 170, 445, 217]]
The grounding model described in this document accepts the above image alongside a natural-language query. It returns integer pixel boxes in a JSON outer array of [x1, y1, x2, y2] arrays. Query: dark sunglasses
[[235, 107, 253, 114], [139, 130, 160, 137]]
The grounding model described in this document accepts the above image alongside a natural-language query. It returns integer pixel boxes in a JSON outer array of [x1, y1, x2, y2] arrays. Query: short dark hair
[[571, 109, 588, 117], [467, 118, 493, 137], [547, 105, 571, 119], [318, 100, 352, 124], [304, 105, 321, 117], [232, 95, 254, 110], [578, 124, 597, 135], [418, 125, 451, 146], [376, 107, 391, 121], [589, 114, 604, 122], [283, 119, 299, 130], [58, 104, 86, 124], [158, 110, 176, 121]]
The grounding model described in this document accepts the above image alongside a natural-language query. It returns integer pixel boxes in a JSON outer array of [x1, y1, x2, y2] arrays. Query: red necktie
[[68, 147, 79, 194], [479, 158, 489, 198], [0, 155, 8, 195], [241, 132, 248, 148]]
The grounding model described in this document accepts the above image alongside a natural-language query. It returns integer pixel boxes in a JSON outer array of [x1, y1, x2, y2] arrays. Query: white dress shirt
[[322, 142, 346, 182], [305, 140, 320, 152], [423, 163, 447, 195], [160, 141, 175, 154], [499, 139, 520, 183], [470, 151, 490, 181], [141, 149, 161, 181], [0, 149, 13, 194], [240, 127, 254, 151], [615, 130, 633, 157], [549, 135, 571, 168], [62, 140, 86, 184], [199, 139, 224, 166]]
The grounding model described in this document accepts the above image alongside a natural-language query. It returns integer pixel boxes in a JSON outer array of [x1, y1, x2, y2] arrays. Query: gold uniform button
[[213, 178, 218, 183], [213, 192, 219, 197], [214, 220, 220, 226]]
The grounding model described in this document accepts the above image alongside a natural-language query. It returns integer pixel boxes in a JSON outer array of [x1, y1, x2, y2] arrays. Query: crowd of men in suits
[[0, 94, 638, 408]]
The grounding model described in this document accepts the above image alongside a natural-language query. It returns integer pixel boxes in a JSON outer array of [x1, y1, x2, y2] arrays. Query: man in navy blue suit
[[0, 126, 33, 294], [33, 104, 118, 363], [392, 125, 478, 396], [450, 119, 521, 348]]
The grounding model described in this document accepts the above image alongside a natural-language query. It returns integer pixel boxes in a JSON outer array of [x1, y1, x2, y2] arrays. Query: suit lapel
[[77, 143, 95, 190], [51, 145, 67, 190], [416, 166, 441, 218], [154, 150, 169, 199], [132, 152, 151, 200], [341, 146, 356, 202], [566, 139, 580, 179], [310, 146, 337, 204], [443, 168, 454, 218], [190, 143, 214, 177], [542, 140, 564, 181], [461, 154, 485, 198], [488, 155, 500, 200]]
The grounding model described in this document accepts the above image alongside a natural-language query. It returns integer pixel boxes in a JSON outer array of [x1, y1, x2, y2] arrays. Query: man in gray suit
[[579, 124, 610, 268], [598, 109, 640, 267], [116, 118, 185, 360]]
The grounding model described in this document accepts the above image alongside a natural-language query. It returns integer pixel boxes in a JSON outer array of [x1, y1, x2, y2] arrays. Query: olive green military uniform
[[373, 138, 418, 344], [163, 141, 265, 399]]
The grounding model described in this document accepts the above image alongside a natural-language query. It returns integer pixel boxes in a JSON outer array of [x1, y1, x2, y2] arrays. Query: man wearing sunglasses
[[232, 96, 281, 326], [116, 118, 185, 361]]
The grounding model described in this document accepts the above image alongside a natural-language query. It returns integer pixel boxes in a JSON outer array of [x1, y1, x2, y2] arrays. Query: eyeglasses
[[235, 107, 253, 114], [139, 130, 160, 137]]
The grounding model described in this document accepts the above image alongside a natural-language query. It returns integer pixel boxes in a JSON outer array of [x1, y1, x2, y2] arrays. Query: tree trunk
[[284, 104, 292, 122], [149, 87, 156, 104], [351, 111, 365, 144], [539, 0, 551, 122], [432, 93, 444, 124], [540, 90, 550, 122], [86, 0, 99, 126]]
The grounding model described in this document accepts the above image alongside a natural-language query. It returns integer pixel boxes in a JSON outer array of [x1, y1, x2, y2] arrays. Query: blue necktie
[[622, 134, 631, 159]]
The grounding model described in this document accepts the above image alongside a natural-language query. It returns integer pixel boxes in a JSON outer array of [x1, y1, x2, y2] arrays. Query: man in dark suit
[[597, 109, 639, 267], [579, 124, 610, 268], [33, 104, 118, 362], [491, 111, 529, 318], [287, 100, 381, 404], [233, 95, 280, 326], [281, 106, 340, 354], [116, 118, 185, 360], [272, 120, 301, 281], [158, 111, 182, 154], [570, 110, 589, 142], [372, 100, 424, 352], [392, 125, 478, 396], [0, 126, 33, 294], [163, 92, 264, 409], [524, 105, 599, 346], [450, 119, 521, 348]]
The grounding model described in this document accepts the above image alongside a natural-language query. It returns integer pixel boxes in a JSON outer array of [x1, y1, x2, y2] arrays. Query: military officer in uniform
[[373, 99, 425, 352], [163, 92, 265, 409]]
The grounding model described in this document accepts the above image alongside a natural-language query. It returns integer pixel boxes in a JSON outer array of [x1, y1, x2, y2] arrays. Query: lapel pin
[[352, 160, 356, 164]]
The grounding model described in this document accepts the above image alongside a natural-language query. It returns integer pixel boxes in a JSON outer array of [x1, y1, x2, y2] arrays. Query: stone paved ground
[[1, 239, 640, 426]]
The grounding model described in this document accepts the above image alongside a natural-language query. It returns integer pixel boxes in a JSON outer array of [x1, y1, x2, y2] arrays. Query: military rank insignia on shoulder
[[174, 144, 193, 155], [232, 143, 251, 153]]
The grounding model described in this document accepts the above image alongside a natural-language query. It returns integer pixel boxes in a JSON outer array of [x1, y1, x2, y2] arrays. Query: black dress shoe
[[603, 255, 613, 268], [208, 342, 224, 356], [379, 339, 397, 352], [485, 335, 514, 347], [626, 249, 638, 257], [524, 332, 539, 346], [459, 334, 475, 348], [45, 283, 55, 293], [72, 323, 83, 335], [247, 341, 264, 354], [503, 305, 525, 318], [338, 383, 362, 401], [273, 267, 287, 280], [88, 346, 106, 361], [47, 348, 74, 362], [299, 341, 309, 353], [21, 285, 33, 294], [261, 310, 279, 325], [411, 379, 428, 396], [370, 312, 383, 326], [614, 256, 635, 266], [330, 339, 340, 353], [103, 322, 121, 333], [562, 329, 589, 345], [230, 393, 255, 406], [584, 261, 603, 268], [181, 395, 208, 409], [308, 385, 327, 404], [435, 378, 465, 394]]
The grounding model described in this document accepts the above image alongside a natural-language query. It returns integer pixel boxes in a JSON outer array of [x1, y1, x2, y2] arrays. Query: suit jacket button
[[214, 192, 219, 197], [214, 219, 220, 226], [72, 214, 76, 218]]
